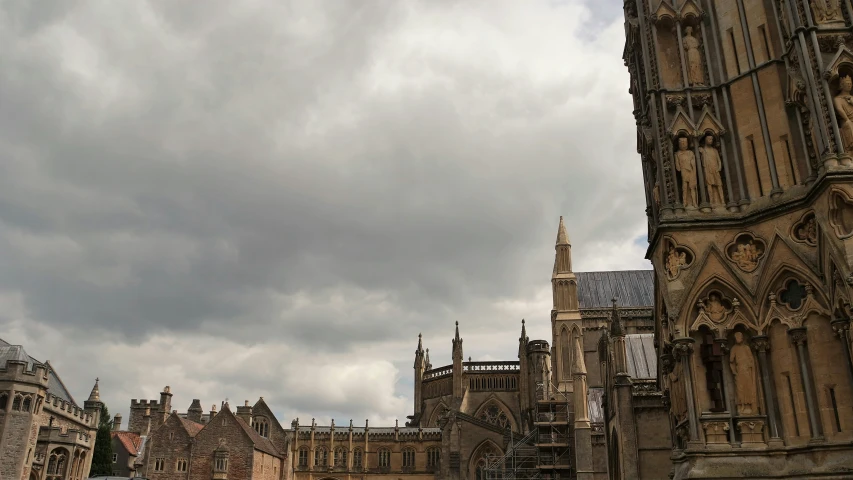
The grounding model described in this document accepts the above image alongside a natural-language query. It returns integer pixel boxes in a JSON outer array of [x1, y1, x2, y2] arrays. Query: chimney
[[113, 413, 123, 432], [236, 400, 253, 427], [187, 399, 203, 423]]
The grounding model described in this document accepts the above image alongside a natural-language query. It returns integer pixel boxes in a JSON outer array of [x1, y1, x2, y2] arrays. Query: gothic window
[[21, 395, 31, 413], [352, 448, 363, 469], [12, 394, 22, 411], [214, 456, 228, 472], [112, 453, 117, 463], [0, 393, 7, 410], [472, 444, 499, 480], [378, 448, 391, 468], [154, 458, 165, 471], [314, 447, 328, 467], [298, 447, 309, 467], [427, 447, 441, 469], [780, 279, 807, 310], [402, 447, 416, 469], [176, 458, 188, 472], [253, 417, 270, 437], [477, 403, 511, 430], [334, 447, 347, 468], [46, 449, 68, 480]]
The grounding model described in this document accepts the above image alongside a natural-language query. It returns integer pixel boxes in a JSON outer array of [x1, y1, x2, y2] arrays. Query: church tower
[[551, 216, 581, 393], [623, 0, 853, 477]]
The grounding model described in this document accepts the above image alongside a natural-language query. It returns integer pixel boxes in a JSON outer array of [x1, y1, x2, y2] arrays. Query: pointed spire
[[556, 216, 570, 246], [417, 333, 424, 353], [572, 335, 587, 375], [454, 321, 460, 342], [519, 319, 527, 341], [425, 348, 432, 369], [87, 378, 101, 403]]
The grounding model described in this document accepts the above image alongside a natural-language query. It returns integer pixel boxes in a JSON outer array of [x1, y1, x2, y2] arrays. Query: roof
[[588, 387, 604, 424], [235, 416, 281, 457], [625, 334, 657, 379], [180, 418, 204, 437], [297, 426, 442, 434], [112, 431, 143, 455], [576, 270, 654, 309], [0, 338, 77, 406], [0, 345, 33, 366]]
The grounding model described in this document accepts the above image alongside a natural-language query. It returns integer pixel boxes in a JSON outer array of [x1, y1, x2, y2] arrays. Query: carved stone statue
[[706, 294, 727, 323], [729, 332, 758, 415], [811, 0, 843, 25], [675, 137, 698, 207], [834, 76, 853, 153], [653, 180, 661, 208], [683, 26, 704, 86], [731, 241, 761, 271], [700, 135, 725, 206], [669, 359, 688, 423], [666, 245, 686, 279]]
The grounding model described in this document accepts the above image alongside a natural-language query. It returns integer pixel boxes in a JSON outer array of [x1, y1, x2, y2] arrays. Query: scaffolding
[[483, 383, 573, 480]]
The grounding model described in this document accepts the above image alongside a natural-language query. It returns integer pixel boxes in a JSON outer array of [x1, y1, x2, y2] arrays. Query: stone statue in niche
[[653, 180, 661, 208], [729, 332, 758, 415], [668, 359, 688, 422], [706, 293, 727, 323], [811, 0, 843, 25], [683, 26, 704, 86], [675, 137, 698, 207], [699, 135, 725, 206], [834, 75, 853, 153]]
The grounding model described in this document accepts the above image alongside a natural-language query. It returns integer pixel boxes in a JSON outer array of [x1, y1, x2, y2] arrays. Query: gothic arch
[[756, 263, 829, 318], [682, 274, 757, 336], [473, 395, 518, 431], [468, 439, 503, 480], [428, 401, 449, 427]]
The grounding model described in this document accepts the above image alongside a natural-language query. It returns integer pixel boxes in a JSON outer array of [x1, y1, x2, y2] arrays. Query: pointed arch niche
[[474, 396, 517, 431], [428, 402, 449, 427], [469, 439, 503, 480]]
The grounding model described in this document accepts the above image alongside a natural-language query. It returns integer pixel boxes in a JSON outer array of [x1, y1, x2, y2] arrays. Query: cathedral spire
[[519, 319, 528, 342], [553, 216, 573, 276], [417, 333, 424, 354], [556, 215, 570, 246], [87, 378, 101, 403]]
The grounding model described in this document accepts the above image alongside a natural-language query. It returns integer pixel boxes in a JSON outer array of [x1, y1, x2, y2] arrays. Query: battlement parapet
[[130, 399, 160, 409], [44, 393, 93, 424], [38, 425, 93, 447], [0, 360, 49, 386]]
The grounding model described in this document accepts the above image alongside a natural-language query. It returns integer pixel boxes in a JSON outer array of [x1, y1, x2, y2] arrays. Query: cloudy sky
[[0, 0, 649, 426]]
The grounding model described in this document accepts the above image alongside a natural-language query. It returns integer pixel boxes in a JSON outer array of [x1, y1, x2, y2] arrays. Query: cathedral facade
[[622, 0, 853, 478]]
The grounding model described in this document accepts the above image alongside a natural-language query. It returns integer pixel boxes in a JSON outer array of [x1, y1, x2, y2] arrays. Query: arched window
[[334, 446, 347, 468], [0, 393, 7, 411], [477, 402, 511, 430], [46, 448, 68, 480], [471, 442, 500, 480], [12, 394, 23, 411], [314, 447, 328, 467], [426, 447, 441, 470], [352, 448, 363, 469], [298, 446, 309, 468], [213, 448, 229, 473], [253, 416, 270, 437], [176, 458, 188, 472], [377, 448, 391, 469], [402, 447, 416, 470]]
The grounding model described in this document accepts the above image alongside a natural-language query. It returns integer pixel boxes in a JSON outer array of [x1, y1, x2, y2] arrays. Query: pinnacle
[[572, 335, 587, 375], [87, 378, 101, 403], [556, 216, 570, 246]]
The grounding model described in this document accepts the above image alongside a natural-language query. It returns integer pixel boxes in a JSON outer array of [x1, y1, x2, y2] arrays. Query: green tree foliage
[[89, 404, 114, 476]]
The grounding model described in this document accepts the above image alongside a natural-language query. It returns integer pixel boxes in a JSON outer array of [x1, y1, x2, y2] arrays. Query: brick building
[[0, 338, 100, 480]]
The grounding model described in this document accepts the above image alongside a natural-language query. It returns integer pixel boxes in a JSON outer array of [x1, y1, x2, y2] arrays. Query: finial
[[395, 419, 399, 428], [417, 333, 423, 352], [349, 419, 353, 428], [556, 216, 570, 246], [520, 319, 527, 340]]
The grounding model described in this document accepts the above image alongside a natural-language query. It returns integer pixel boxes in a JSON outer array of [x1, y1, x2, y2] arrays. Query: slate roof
[[625, 334, 656, 380], [576, 270, 654, 309], [112, 431, 143, 455], [0, 338, 77, 406]]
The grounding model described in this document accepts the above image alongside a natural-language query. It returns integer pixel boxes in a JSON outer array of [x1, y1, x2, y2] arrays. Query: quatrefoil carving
[[663, 237, 694, 281], [725, 232, 766, 273], [791, 211, 818, 247]]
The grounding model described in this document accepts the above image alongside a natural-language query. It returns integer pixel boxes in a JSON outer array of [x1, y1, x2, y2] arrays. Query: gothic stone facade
[[0, 339, 101, 480], [125, 219, 669, 480], [623, 0, 853, 478]]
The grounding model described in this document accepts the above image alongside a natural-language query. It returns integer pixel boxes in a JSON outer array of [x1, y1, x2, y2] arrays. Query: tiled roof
[[235, 416, 281, 457], [112, 431, 142, 455], [576, 270, 654, 309], [180, 418, 204, 437], [297, 426, 441, 434], [625, 334, 656, 380], [0, 338, 77, 406]]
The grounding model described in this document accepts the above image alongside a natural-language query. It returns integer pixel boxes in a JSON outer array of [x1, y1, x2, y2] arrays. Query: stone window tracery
[[12, 394, 23, 411], [253, 416, 270, 437], [427, 447, 441, 469], [46, 449, 68, 480], [176, 458, 188, 472], [352, 448, 363, 469], [402, 447, 416, 469], [334, 446, 347, 468], [477, 402, 511, 430], [780, 279, 808, 310], [298, 446, 309, 467], [378, 448, 391, 468], [154, 457, 165, 472], [473, 443, 500, 480]]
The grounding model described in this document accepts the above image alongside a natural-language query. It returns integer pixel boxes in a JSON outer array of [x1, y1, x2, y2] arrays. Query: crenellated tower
[[623, 0, 853, 477], [551, 216, 582, 393]]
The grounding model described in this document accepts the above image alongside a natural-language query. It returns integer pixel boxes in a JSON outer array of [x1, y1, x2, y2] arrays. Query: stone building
[[122, 219, 664, 480], [621, 0, 853, 478], [0, 338, 101, 480]]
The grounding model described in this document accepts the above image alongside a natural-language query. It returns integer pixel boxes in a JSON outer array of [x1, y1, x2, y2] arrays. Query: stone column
[[673, 338, 700, 443], [788, 328, 824, 440], [750, 336, 782, 443], [830, 318, 853, 394]]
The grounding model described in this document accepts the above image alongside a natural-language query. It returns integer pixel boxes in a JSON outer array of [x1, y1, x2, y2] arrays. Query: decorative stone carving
[[829, 188, 853, 239], [675, 137, 698, 208], [792, 211, 818, 246], [833, 76, 853, 153], [725, 233, 766, 273], [750, 336, 770, 354], [810, 0, 844, 26], [663, 237, 693, 281], [831, 318, 851, 339], [668, 354, 688, 423], [701, 421, 729, 445], [666, 94, 686, 109], [683, 26, 704, 86], [736, 420, 765, 444], [698, 292, 733, 324], [699, 134, 725, 206], [779, 279, 808, 311], [789, 327, 808, 346], [729, 332, 758, 415]]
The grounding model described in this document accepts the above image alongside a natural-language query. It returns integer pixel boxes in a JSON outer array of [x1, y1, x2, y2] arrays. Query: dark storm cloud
[[0, 0, 646, 422]]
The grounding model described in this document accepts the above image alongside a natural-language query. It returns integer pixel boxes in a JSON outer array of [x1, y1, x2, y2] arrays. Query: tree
[[89, 404, 114, 476]]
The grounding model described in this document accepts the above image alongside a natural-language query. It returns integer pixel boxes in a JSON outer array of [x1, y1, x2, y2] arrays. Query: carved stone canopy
[[825, 44, 853, 83], [668, 108, 694, 139], [690, 288, 753, 336], [695, 107, 726, 138]]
